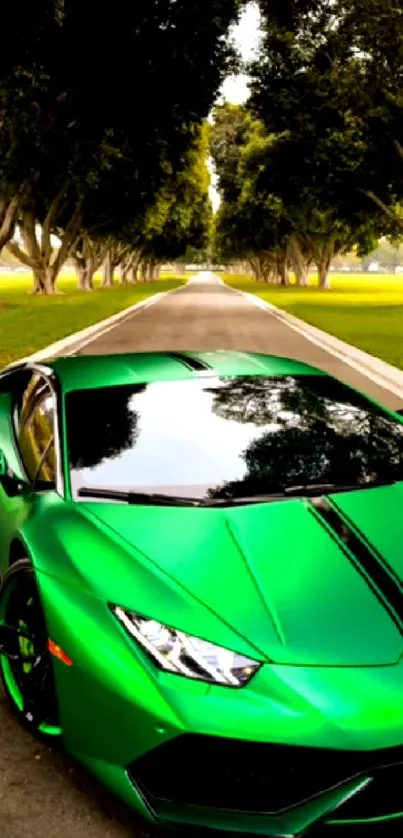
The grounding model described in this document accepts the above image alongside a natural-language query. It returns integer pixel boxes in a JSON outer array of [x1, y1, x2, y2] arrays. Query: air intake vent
[[166, 353, 212, 372]]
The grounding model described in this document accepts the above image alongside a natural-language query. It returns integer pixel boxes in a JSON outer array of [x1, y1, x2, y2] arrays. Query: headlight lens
[[112, 606, 261, 687]]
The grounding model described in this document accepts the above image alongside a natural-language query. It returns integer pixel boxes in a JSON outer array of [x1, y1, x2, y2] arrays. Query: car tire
[[0, 557, 62, 739]]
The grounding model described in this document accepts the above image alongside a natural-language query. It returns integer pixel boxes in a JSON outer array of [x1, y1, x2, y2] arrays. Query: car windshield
[[64, 374, 403, 501]]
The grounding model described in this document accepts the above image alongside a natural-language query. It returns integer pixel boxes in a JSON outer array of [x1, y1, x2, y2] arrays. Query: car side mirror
[[0, 448, 30, 497]]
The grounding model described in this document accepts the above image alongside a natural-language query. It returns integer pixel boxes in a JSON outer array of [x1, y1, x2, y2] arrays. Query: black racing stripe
[[165, 352, 212, 372], [309, 497, 403, 628]]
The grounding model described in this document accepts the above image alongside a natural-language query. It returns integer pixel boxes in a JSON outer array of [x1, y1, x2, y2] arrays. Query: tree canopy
[[0, 0, 241, 292], [211, 0, 403, 287], [4, 0, 403, 293]]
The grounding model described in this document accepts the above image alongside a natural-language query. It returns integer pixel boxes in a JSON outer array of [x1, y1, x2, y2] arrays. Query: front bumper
[[56, 658, 403, 836], [40, 574, 403, 836], [127, 733, 403, 835]]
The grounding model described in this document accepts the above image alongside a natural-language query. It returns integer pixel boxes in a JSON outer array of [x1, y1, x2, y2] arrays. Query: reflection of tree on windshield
[[67, 385, 147, 470], [207, 376, 403, 498], [205, 377, 282, 426]]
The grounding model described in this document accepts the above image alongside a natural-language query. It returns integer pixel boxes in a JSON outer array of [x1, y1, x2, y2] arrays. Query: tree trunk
[[8, 199, 82, 294], [247, 258, 257, 279], [149, 260, 159, 281], [0, 196, 19, 252], [289, 237, 308, 286], [247, 257, 262, 280], [140, 260, 148, 282], [74, 257, 94, 291], [30, 270, 47, 295], [73, 255, 88, 291], [82, 266, 95, 291], [314, 239, 334, 289], [74, 236, 103, 290], [121, 267, 129, 285], [294, 260, 308, 286], [30, 266, 60, 295], [103, 250, 114, 287], [77, 265, 87, 290], [278, 258, 290, 286], [318, 266, 331, 289], [44, 265, 62, 294], [86, 259, 96, 290]]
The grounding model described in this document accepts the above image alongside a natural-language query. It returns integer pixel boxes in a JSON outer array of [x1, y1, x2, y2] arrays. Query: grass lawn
[[223, 272, 403, 371], [0, 270, 186, 367]]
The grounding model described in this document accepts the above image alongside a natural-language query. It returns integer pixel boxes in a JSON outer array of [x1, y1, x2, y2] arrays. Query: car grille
[[127, 734, 403, 815]]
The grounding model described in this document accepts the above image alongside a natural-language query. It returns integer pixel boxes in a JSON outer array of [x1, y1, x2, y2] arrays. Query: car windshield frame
[[62, 373, 403, 505]]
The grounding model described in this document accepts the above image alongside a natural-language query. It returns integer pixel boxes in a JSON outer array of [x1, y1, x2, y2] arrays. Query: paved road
[[1, 272, 402, 838]]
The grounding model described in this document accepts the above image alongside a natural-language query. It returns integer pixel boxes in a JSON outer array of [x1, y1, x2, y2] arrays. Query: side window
[[8, 370, 34, 433], [17, 374, 57, 487]]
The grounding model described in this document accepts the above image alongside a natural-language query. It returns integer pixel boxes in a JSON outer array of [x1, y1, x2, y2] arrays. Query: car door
[[0, 370, 58, 572]]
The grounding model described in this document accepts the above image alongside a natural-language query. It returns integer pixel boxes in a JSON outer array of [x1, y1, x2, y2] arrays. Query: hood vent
[[309, 497, 403, 630], [165, 352, 212, 372]]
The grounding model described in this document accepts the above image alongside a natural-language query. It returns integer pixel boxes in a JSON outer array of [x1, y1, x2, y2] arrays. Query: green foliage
[[211, 0, 403, 287], [253, 0, 403, 226], [0, 0, 239, 289], [136, 125, 213, 263]]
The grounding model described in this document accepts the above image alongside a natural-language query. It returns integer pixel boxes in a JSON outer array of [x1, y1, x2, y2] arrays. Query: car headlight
[[112, 606, 261, 687]]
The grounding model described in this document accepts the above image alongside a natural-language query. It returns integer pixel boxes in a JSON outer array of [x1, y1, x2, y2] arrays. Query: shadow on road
[[0, 691, 168, 838]]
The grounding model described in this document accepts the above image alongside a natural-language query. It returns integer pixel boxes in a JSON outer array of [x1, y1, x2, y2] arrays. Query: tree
[[210, 105, 285, 279], [252, 0, 403, 243], [72, 235, 108, 291], [130, 125, 213, 271], [331, 0, 403, 229], [0, 0, 242, 292], [211, 2, 403, 288]]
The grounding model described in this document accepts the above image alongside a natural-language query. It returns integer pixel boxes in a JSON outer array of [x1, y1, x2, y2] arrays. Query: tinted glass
[[65, 375, 403, 500], [18, 375, 56, 485]]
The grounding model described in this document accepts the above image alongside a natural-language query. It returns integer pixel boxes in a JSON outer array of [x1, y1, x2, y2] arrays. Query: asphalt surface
[[1, 271, 402, 838]]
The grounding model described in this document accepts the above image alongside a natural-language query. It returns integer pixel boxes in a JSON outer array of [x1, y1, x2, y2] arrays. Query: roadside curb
[[18, 282, 187, 363], [225, 282, 403, 400]]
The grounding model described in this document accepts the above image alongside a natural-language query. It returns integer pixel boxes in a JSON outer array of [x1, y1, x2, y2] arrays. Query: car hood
[[79, 483, 403, 667]]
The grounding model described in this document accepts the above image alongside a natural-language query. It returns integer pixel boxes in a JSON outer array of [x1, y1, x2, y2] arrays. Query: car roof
[[40, 351, 324, 392]]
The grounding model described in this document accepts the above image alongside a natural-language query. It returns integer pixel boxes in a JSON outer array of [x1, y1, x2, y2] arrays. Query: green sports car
[[1, 349, 403, 837]]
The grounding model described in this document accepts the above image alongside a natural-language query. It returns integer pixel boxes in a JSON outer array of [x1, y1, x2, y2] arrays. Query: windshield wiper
[[77, 479, 399, 508], [283, 480, 397, 497], [77, 487, 202, 507], [200, 493, 288, 507], [78, 487, 290, 508], [201, 479, 399, 506]]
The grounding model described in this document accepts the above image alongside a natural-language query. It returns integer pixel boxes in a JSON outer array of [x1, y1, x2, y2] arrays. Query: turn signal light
[[48, 639, 73, 666]]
